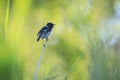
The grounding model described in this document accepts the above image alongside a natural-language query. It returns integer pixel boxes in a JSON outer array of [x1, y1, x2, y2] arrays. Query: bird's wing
[[40, 27, 48, 33], [37, 26, 48, 36]]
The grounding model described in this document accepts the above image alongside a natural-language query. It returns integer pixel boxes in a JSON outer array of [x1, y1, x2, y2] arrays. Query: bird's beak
[[53, 24, 56, 26]]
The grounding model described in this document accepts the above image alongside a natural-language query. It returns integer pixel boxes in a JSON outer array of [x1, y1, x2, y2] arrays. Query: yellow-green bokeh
[[0, 0, 120, 80]]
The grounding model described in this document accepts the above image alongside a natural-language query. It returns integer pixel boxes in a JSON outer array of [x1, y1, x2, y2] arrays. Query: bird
[[37, 22, 55, 42]]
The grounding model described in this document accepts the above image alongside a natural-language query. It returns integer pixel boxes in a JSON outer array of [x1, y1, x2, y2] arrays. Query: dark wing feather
[[37, 26, 49, 36], [40, 27, 48, 33]]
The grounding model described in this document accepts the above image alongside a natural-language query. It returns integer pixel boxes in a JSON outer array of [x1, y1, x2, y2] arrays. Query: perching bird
[[37, 22, 55, 42]]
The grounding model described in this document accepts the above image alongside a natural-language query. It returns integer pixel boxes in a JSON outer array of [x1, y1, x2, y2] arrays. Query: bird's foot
[[43, 44, 46, 47]]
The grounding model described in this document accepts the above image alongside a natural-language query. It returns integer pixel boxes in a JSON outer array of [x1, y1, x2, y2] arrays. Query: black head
[[47, 22, 55, 28]]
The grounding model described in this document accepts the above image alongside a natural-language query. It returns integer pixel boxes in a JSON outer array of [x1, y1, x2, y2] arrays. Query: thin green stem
[[4, 0, 10, 45], [65, 58, 79, 80]]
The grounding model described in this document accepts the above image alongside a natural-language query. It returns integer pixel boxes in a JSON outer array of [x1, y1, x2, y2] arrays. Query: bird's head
[[47, 22, 55, 28]]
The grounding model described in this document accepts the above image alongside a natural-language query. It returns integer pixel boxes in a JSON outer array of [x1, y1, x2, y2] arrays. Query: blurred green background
[[0, 0, 120, 80]]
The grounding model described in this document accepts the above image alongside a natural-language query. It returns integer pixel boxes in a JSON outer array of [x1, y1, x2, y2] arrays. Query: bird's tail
[[37, 35, 41, 42]]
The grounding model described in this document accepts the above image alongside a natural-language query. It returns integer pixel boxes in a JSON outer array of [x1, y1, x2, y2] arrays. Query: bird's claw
[[43, 44, 46, 47]]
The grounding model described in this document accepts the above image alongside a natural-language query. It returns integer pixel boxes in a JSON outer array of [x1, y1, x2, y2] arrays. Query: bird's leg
[[41, 39, 44, 46], [43, 42, 46, 47], [46, 38, 48, 42], [43, 38, 48, 47], [41, 38, 45, 47]]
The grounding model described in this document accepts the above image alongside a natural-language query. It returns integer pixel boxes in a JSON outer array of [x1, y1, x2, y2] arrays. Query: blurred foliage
[[0, 0, 120, 80]]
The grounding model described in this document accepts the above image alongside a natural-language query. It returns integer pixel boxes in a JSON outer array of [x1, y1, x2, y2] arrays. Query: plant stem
[[34, 41, 48, 80], [65, 58, 79, 80], [4, 0, 10, 46]]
